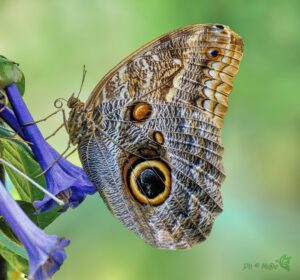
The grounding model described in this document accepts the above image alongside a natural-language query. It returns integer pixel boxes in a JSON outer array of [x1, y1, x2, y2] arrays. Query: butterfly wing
[[78, 24, 243, 249]]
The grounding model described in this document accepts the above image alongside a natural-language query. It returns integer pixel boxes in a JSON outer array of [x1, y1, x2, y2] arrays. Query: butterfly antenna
[[76, 65, 87, 99]]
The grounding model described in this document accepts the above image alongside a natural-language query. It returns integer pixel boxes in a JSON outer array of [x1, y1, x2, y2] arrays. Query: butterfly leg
[[35, 140, 72, 178], [64, 147, 78, 160], [45, 123, 65, 141], [23, 108, 63, 126], [24, 105, 69, 140]]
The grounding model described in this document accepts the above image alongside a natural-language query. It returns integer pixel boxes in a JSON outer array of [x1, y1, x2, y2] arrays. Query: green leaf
[[0, 136, 45, 203], [16, 74, 25, 97], [0, 126, 30, 152], [0, 217, 19, 245], [0, 229, 28, 275], [0, 126, 13, 138], [0, 55, 25, 95], [35, 205, 62, 229]]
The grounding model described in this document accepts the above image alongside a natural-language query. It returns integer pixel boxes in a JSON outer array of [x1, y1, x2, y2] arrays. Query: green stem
[[0, 164, 7, 280]]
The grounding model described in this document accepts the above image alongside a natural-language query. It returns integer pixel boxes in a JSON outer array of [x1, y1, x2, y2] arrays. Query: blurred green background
[[1, 0, 300, 279]]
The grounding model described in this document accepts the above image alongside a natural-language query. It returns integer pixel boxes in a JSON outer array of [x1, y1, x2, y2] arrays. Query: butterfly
[[66, 24, 243, 249]]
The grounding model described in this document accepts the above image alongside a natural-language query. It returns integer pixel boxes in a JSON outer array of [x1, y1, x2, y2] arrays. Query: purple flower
[[1, 83, 96, 212], [0, 180, 70, 279], [0, 102, 25, 138]]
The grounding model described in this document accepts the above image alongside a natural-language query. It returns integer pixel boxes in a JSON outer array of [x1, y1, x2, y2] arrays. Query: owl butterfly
[[67, 24, 243, 249]]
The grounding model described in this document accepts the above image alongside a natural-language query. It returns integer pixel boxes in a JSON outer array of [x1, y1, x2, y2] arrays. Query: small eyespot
[[153, 131, 165, 145], [214, 24, 224, 30], [209, 49, 219, 57], [131, 102, 152, 121]]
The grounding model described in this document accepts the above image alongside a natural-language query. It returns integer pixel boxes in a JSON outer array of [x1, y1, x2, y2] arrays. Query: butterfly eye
[[128, 160, 171, 206], [131, 102, 152, 121]]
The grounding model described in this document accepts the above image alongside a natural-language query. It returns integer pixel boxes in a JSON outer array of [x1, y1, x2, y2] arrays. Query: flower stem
[[0, 164, 7, 280], [0, 158, 64, 206]]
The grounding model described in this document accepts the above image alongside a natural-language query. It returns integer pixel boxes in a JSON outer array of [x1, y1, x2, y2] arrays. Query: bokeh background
[[1, 0, 300, 279]]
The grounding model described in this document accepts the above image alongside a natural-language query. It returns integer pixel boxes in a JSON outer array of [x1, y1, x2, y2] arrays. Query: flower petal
[[0, 180, 70, 279]]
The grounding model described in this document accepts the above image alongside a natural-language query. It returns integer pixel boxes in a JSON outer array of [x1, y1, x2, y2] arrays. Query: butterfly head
[[67, 93, 83, 109], [66, 93, 91, 145]]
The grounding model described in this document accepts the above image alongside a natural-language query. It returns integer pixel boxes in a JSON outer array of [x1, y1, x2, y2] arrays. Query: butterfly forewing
[[71, 24, 243, 249]]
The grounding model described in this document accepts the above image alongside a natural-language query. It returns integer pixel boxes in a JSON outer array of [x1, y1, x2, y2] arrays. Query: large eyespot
[[130, 102, 152, 121], [126, 159, 171, 206]]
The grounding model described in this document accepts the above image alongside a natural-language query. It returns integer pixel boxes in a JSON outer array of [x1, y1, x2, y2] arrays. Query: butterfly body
[[67, 24, 243, 249]]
